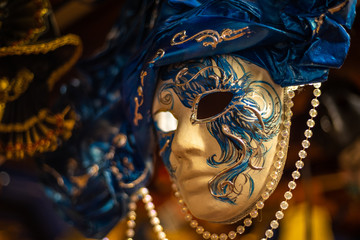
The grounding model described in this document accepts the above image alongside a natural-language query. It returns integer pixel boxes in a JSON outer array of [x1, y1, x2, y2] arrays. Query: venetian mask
[[152, 55, 288, 223]]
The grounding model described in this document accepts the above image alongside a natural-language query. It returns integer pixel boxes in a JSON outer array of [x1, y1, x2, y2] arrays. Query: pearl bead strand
[[260, 83, 322, 240], [125, 187, 168, 240]]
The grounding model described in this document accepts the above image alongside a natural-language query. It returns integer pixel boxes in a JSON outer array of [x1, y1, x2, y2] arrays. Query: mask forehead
[[152, 55, 286, 223]]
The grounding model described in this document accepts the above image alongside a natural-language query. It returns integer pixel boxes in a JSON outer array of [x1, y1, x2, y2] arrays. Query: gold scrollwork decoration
[[175, 65, 231, 87], [134, 49, 166, 126], [171, 27, 251, 49], [314, 14, 326, 34], [208, 124, 247, 200], [133, 71, 147, 126], [149, 49, 165, 64], [328, 0, 349, 14], [314, 0, 349, 35], [119, 166, 150, 189]]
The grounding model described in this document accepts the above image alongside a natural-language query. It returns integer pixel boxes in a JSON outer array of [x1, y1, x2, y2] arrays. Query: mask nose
[[170, 115, 207, 160]]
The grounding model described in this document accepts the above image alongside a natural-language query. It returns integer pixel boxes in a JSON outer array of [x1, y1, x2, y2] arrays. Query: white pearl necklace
[[124, 83, 322, 240], [125, 187, 168, 240], [260, 83, 322, 240]]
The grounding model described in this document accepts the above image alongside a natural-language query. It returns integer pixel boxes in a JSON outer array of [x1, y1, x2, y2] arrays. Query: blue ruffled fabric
[[39, 0, 356, 238], [38, 97, 152, 238], [37, 0, 157, 238], [38, 107, 154, 238]]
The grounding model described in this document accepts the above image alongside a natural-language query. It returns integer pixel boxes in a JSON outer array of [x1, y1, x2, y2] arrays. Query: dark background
[[0, 1, 359, 239]]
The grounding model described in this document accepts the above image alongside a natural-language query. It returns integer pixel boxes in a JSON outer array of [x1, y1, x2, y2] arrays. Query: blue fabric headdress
[[39, 0, 356, 238], [121, 0, 356, 184]]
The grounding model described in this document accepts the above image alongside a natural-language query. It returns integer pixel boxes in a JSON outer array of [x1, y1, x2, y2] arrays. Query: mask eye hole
[[153, 111, 178, 133], [196, 91, 233, 120]]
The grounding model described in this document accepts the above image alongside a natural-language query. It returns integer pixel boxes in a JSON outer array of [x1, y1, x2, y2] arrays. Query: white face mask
[[152, 55, 286, 223]]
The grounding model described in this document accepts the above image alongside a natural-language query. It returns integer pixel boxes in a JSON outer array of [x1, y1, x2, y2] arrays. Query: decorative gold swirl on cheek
[[159, 89, 173, 106], [208, 105, 270, 199], [208, 124, 247, 199], [171, 27, 251, 49]]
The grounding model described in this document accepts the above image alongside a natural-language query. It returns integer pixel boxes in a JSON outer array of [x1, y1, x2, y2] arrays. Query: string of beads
[[125, 188, 168, 240], [260, 83, 321, 239]]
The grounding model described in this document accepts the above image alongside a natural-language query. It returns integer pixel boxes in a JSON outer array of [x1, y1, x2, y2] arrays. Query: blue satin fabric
[[39, 0, 356, 238]]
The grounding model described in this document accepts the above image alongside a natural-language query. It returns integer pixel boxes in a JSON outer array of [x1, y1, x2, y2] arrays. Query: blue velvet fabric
[[39, 0, 356, 238]]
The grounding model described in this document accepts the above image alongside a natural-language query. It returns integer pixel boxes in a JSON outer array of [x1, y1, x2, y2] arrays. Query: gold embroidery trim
[[5, 0, 50, 46], [171, 27, 251, 49], [0, 103, 4, 122], [0, 34, 83, 91], [0, 108, 49, 132], [0, 106, 76, 160], [0, 68, 34, 103]]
